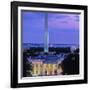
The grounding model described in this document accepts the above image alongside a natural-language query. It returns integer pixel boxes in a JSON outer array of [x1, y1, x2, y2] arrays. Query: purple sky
[[22, 11, 80, 45]]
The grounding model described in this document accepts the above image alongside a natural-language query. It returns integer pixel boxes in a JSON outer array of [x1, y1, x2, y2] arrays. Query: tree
[[62, 53, 79, 75], [23, 50, 33, 77]]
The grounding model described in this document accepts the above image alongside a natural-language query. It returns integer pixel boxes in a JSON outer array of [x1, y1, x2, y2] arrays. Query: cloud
[[22, 11, 79, 44], [48, 13, 80, 30], [48, 13, 70, 19]]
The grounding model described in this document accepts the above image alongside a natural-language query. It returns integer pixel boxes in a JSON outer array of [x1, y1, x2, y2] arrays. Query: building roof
[[28, 54, 61, 64], [44, 55, 59, 64]]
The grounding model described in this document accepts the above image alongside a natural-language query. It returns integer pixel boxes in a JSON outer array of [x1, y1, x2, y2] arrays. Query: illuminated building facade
[[28, 55, 63, 76]]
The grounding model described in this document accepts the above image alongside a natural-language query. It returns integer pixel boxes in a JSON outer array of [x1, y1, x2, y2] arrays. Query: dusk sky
[[22, 11, 80, 45]]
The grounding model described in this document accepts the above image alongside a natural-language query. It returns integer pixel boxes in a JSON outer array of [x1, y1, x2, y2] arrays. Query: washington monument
[[44, 13, 49, 53]]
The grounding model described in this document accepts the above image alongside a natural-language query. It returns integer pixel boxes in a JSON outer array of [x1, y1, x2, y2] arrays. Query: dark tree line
[[62, 53, 79, 75], [24, 47, 71, 57], [23, 51, 33, 77]]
